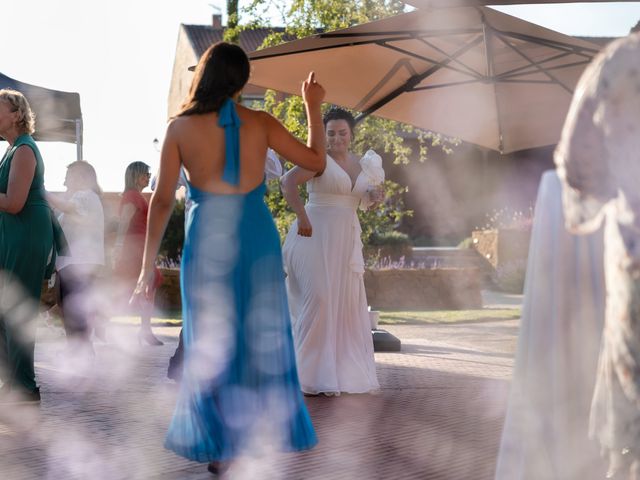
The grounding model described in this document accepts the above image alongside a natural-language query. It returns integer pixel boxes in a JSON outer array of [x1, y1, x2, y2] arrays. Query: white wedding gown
[[283, 154, 381, 395]]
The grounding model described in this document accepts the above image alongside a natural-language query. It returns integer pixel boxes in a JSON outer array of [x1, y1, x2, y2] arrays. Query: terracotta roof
[[183, 25, 298, 57]]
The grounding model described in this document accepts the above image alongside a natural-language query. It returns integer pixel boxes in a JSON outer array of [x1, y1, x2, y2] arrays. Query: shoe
[[138, 329, 164, 346], [207, 461, 230, 476], [167, 360, 183, 382]]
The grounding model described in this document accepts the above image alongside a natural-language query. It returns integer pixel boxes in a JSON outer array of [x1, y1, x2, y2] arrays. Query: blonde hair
[[124, 161, 150, 192], [67, 161, 102, 197], [0, 89, 35, 135]]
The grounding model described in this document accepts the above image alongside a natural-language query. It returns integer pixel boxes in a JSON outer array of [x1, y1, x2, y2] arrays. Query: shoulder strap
[[218, 98, 242, 186]]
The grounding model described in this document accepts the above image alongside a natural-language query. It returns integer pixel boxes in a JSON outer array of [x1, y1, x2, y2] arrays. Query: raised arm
[[266, 72, 326, 173], [0, 146, 36, 214], [136, 121, 181, 297]]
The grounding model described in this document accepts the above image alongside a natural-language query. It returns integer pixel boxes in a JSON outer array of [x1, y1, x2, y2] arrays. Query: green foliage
[[238, 0, 460, 244], [243, 0, 405, 33], [264, 175, 412, 245], [357, 180, 412, 245], [241, 0, 460, 163], [457, 236, 473, 249], [159, 199, 185, 264], [264, 178, 298, 240], [368, 230, 411, 247], [223, 0, 241, 43]]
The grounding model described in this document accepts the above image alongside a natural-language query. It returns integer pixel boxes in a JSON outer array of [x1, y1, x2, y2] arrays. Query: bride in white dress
[[281, 107, 381, 396]]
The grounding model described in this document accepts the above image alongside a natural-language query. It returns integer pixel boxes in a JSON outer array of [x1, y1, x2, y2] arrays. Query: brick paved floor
[[0, 318, 517, 480]]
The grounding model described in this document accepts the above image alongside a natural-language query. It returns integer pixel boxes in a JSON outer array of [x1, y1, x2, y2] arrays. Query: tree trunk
[[225, 0, 240, 43]]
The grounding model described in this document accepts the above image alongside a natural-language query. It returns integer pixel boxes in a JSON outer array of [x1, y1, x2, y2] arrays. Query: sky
[[1, 1, 639, 192]]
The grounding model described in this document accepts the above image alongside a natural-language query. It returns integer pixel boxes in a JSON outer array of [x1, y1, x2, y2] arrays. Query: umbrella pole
[[75, 118, 83, 161]]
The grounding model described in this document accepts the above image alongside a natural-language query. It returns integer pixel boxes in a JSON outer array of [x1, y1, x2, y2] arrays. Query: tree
[[224, 0, 241, 43]]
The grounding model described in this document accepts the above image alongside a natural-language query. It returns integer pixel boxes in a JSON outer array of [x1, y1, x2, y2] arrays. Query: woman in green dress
[[0, 89, 57, 403]]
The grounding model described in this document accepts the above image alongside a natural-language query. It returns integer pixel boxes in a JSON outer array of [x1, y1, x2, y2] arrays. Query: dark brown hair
[[323, 107, 356, 134], [178, 42, 250, 117]]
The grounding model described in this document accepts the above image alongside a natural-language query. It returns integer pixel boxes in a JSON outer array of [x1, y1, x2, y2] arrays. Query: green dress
[[0, 134, 55, 394]]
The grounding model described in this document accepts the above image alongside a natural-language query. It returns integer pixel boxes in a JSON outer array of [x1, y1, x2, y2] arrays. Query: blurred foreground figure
[[495, 170, 605, 480], [554, 32, 640, 479], [0, 89, 65, 403], [133, 42, 326, 474]]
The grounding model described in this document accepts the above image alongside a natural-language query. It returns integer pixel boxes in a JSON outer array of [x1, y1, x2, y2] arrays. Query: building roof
[[183, 24, 298, 57]]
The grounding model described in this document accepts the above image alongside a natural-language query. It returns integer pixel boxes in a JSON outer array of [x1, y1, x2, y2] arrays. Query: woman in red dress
[[113, 161, 163, 345]]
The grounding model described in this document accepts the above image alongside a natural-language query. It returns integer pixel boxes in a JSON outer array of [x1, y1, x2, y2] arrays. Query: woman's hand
[[297, 215, 313, 237], [130, 268, 156, 305], [367, 185, 385, 209], [302, 72, 325, 109]]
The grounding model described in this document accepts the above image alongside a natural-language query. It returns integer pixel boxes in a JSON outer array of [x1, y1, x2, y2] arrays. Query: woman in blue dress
[[132, 42, 326, 474]]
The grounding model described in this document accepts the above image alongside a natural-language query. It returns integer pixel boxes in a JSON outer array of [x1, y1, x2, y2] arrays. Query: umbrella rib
[[320, 28, 482, 39], [495, 30, 599, 58], [252, 29, 487, 61], [250, 35, 419, 60], [379, 42, 482, 80], [355, 59, 418, 111], [494, 31, 573, 93], [498, 79, 560, 85], [497, 51, 571, 78], [416, 38, 484, 78], [498, 59, 593, 81], [411, 79, 484, 90], [356, 34, 484, 122]]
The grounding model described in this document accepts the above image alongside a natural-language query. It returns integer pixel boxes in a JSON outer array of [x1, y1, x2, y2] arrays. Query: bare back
[[171, 104, 271, 195]]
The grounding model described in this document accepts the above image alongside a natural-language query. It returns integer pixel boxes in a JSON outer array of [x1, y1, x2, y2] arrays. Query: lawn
[[107, 307, 521, 327], [378, 308, 520, 325]]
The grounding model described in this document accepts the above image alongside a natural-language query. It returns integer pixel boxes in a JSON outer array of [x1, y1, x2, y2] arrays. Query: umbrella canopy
[[249, 7, 600, 153], [0, 72, 82, 145], [407, 0, 637, 6]]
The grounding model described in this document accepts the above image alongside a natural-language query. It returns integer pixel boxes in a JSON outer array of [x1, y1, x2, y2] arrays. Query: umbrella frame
[[252, 10, 599, 151]]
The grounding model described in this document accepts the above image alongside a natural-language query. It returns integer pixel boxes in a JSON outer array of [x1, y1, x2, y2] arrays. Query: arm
[[46, 191, 82, 214], [114, 203, 136, 251], [136, 122, 181, 296], [280, 166, 317, 237], [267, 72, 326, 173], [0, 146, 36, 214]]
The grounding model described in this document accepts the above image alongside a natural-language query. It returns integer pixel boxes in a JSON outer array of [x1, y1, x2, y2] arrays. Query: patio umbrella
[[407, 0, 638, 6], [0, 72, 83, 159], [248, 7, 600, 153]]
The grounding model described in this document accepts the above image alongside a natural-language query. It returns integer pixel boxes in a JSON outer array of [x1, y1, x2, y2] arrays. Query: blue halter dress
[[164, 99, 317, 462]]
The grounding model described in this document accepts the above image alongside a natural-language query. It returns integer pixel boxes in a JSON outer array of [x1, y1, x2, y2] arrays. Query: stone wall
[[364, 268, 483, 310], [42, 266, 483, 312], [471, 228, 530, 270]]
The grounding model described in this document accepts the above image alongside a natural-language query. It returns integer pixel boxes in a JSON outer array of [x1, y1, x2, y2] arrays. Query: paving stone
[[0, 319, 518, 479]]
